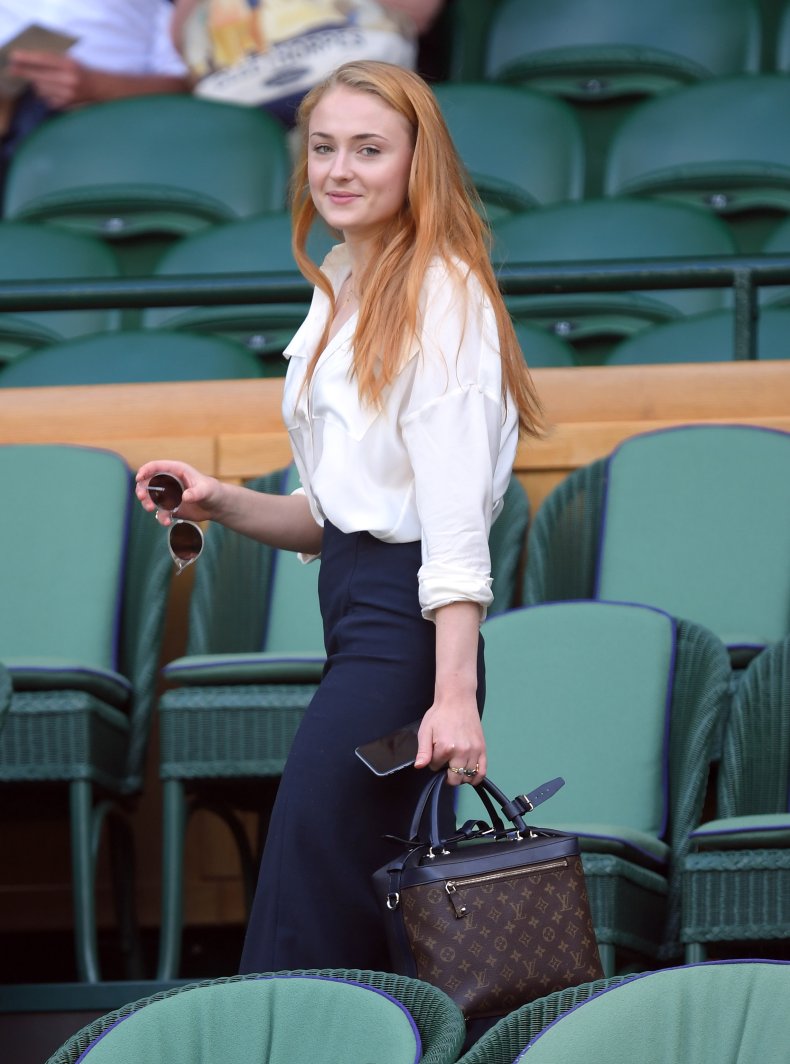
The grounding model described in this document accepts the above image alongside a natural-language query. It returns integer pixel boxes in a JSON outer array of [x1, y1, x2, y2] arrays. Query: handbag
[[373, 772, 604, 1020]]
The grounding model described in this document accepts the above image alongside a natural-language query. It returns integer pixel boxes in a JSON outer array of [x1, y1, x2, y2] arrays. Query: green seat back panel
[[263, 466, 325, 655], [77, 976, 421, 1064], [608, 306, 790, 365], [597, 426, 790, 647], [0, 222, 120, 356], [605, 75, 790, 211], [516, 961, 790, 1063], [0, 330, 263, 387], [0, 444, 130, 672], [458, 602, 674, 838], [492, 199, 736, 325], [4, 95, 290, 231], [432, 83, 585, 214], [486, 0, 761, 95]]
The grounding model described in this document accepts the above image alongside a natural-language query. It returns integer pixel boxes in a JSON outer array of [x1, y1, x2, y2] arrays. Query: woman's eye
[[360, 146, 380, 157], [312, 143, 333, 154]]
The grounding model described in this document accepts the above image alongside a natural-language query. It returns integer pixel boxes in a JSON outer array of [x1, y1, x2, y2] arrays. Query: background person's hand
[[7, 50, 97, 110]]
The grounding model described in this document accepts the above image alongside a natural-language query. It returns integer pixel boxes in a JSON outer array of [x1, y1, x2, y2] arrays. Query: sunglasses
[[146, 472, 204, 574]]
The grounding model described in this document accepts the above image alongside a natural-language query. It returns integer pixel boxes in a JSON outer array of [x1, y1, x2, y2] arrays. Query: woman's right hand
[[135, 460, 223, 526]]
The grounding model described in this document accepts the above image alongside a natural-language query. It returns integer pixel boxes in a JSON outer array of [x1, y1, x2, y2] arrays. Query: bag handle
[[427, 773, 566, 850]]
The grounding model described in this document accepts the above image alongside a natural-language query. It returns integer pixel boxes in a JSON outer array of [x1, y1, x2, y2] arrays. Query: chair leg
[[685, 942, 708, 963], [157, 779, 188, 980], [597, 941, 617, 977], [108, 810, 145, 980], [69, 780, 101, 982]]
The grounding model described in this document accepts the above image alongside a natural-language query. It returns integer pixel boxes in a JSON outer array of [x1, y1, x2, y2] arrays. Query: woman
[[136, 59, 543, 973]]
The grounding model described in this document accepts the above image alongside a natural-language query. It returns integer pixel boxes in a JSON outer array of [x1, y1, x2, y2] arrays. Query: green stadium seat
[[492, 198, 737, 364], [0, 329, 263, 387], [3, 95, 291, 277], [607, 306, 790, 363], [0, 443, 173, 981], [0, 221, 121, 367], [604, 74, 790, 251], [432, 83, 585, 219]]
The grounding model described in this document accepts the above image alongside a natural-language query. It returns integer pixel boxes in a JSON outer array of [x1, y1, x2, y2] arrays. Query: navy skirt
[[239, 521, 485, 972]]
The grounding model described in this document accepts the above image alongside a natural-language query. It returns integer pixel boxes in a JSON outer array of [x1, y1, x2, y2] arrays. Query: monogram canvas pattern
[[400, 856, 602, 1018]]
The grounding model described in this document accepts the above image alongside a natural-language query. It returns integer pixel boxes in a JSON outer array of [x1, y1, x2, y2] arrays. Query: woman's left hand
[[415, 695, 486, 787]]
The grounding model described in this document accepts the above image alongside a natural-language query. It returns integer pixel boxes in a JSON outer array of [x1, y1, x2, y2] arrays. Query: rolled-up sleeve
[[400, 264, 516, 622]]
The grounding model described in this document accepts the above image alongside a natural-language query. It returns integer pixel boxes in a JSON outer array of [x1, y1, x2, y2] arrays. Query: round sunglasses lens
[[147, 472, 184, 512], [169, 521, 203, 563]]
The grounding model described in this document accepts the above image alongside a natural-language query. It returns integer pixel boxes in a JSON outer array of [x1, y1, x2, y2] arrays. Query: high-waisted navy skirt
[[239, 521, 485, 972]]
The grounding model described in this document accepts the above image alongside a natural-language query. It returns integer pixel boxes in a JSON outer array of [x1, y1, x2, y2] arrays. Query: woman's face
[[307, 85, 414, 243]]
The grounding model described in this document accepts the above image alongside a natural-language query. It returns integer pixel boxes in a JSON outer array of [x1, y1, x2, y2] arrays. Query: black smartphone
[[355, 720, 421, 776]]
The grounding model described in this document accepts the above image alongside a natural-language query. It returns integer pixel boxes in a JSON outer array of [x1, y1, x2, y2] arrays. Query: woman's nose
[[329, 149, 352, 178]]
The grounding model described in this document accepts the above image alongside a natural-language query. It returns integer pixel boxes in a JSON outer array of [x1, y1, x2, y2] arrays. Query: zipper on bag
[[445, 858, 568, 919]]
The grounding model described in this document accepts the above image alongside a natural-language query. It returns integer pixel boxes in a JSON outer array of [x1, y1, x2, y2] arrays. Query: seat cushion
[[515, 961, 790, 1063], [163, 652, 326, 685], [689, 813, 790, 851], [77, 975, 422, 1064], [7, 659, 131, 708]]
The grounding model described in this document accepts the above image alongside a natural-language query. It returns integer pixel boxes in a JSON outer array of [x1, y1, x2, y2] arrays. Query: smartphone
[[355, 720, 421, 776]]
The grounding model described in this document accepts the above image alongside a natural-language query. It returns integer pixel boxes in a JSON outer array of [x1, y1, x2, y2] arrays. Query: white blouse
[[282, 243, 520, 622]]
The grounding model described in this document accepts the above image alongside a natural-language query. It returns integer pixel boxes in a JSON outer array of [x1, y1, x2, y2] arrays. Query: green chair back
[[485, 0, 762, 97], [432, 83, 585, 219], [0, 661, 11, 735], [513, 319, 577, 368], [45, 970, 466, 1064], [143, 211, 333, 372], [263, 466, 325, 655], [0, 329, 263, 387], [492, 198, 736, 361], [70, 977, 421, 1064], [596, 425, 790, 650], [0, 444, 130, 681], [458, 602, 675, 845], [3, 95, 291, 274], [509, 961, 790, 1063], [0, 222, 120, 366], [604, 75, 790, 251], [607, 306, 790, 364]]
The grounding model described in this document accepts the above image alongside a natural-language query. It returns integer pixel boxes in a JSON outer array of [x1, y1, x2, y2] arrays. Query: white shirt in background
[[282, 243, 519, 622], [0, 0, 187, 76]]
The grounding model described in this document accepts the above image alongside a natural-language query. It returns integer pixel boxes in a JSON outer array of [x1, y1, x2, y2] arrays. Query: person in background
[[170, 0, 445, 125], [135, 59, 542, 977], [0, 0, 189, 189]]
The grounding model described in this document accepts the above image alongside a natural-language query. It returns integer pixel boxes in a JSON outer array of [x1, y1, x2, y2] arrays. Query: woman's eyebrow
[[309, 131, 389, 142]]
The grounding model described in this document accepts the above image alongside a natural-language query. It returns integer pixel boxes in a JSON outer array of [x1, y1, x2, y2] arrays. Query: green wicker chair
[[431, 83, 585, 220], [143, 211, 334, 373], [0, 222, 121, 368], [681, 634, 790, 961], [523, 425, 790, 668], [604, 74, 790, 252], [155, 466, 529, 979], [492, 199, 736, 365], [458, 961, 790, 1063], [0, 443, 173, 982], [43, 969, 466, 1064], [484, 0, 761, 198], [0, 329, 264, 387], [3, 94, 291, 277], [456, 602, 731, 974], [606, 306, 790, 364]]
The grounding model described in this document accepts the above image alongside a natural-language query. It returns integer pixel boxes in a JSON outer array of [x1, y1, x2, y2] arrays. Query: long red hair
[[290, 60, 543, 439]]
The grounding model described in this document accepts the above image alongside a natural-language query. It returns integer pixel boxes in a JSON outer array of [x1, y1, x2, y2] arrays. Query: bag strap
[[428, 774, 566, 849]]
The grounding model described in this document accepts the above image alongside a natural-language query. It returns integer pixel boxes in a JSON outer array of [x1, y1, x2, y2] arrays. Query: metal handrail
[[2, 253, 790, 359]]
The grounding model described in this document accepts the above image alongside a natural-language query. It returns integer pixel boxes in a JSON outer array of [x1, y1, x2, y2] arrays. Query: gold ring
[[450, 765, 466, 776]]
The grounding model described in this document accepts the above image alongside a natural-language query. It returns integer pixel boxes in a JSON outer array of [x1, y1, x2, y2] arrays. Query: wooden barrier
[[1, 359, 789, 940]]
